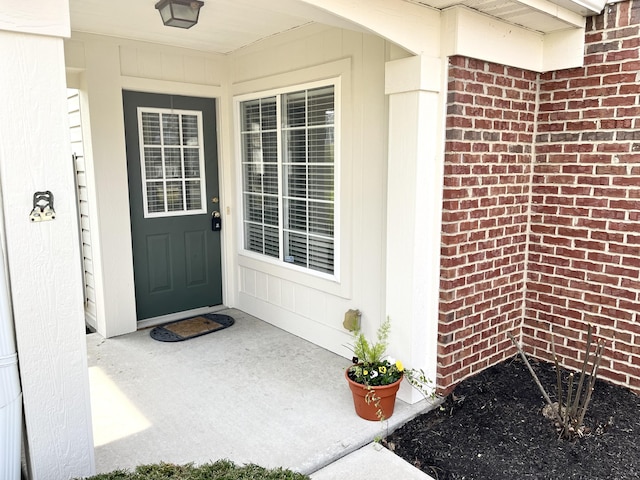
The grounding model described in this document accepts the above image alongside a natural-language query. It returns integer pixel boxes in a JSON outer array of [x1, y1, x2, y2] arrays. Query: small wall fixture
[[155, 0, 204, 29]]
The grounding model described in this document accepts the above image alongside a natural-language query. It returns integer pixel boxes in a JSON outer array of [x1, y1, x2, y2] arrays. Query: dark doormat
[[150, 313, 235, 342]]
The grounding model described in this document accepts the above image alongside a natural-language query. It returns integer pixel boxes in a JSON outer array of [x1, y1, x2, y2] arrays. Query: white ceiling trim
[[69, 0, 604, 56]]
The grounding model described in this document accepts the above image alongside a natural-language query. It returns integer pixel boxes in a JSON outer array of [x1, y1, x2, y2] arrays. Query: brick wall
[[439, 0, 640, 394], [438, 57, 537, 391], [526, 0, 640, 390]]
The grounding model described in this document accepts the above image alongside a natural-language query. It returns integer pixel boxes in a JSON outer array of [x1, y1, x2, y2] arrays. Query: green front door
[[123, 91, 222, 320]]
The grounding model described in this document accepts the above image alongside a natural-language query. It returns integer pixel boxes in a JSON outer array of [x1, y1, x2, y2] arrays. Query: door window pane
[[138, 108, 207, 218], [166, 181, 184, 211], [144, 147, 163, 179], [146, 182, 165, 214], [181, 115, 199, 146], [185, 180, 202, 210], [162, 114, 180, 145], [164, 148, 182, 179], [141, 112, 161, 145], [183, 149, 200, 178]]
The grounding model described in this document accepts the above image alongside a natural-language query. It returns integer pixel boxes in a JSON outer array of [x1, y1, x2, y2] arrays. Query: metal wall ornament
[[29, 191, 56, 222]]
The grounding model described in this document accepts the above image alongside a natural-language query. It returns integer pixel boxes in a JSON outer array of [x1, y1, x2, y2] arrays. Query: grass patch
[[79, 460, 310, 480]]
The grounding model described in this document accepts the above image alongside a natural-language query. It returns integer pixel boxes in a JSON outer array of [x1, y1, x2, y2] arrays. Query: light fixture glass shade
[[155, 0, 204, 29]]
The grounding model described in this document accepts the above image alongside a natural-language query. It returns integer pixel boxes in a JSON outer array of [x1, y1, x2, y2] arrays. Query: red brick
[[614, 79, 640, 96], [617, 106, 640, 117], [622, 59, 640, 71], [606, 50, 640, 63], [569, 77, 603, 88], [598, 368, 628, 385], [577, 175, 610, 185], [602, 96, 638, 107], [605, 264, 640, 278], [596, 165, 628, 175], [612, 176, 640, 187]]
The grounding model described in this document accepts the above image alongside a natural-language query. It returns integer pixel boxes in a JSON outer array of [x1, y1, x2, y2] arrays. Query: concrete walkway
[[311, 442, 434, 479], [87, 308, 437, 478]]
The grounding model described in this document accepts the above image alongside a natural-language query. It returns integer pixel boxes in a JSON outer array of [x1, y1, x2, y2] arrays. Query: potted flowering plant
[[345, 317, 432, 421]]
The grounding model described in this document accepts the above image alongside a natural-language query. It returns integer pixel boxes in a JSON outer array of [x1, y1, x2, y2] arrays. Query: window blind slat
[[244, 193, 264, 223], [308, 165, 334, 200], [263, 164, 279, 195], [309, 128, 334, 163], [264, 226, 280, 258], [285, 231, 308, 267], [284, 164, 307, 198], [309, 201, 333, 236], [283, 130, 307, 163], [308, 87, 335, 126], [261, 98, 277, 130], [245, 223, 264, 252], [308, 236, 334, 274], [264, 196, 279, 226], [284, 91, 306, 128]]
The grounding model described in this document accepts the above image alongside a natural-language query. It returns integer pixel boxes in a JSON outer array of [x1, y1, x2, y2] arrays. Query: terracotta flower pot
[[345, 369, 402, 421]]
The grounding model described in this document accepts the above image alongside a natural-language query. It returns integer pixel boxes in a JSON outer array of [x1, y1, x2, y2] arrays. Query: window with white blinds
[[239, 83, 336, 275], [137, 107, 207, 218]]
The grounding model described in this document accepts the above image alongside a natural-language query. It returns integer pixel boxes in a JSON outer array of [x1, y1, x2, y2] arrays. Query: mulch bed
[[384, 355, 640, 480]]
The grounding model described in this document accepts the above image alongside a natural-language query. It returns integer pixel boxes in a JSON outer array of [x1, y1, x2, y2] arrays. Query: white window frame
[[136, 106, 207, 219], [235, 78, 341, 281]]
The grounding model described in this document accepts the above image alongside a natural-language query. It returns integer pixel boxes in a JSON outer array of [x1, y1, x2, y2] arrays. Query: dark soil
[[384, 356, 640, 480]]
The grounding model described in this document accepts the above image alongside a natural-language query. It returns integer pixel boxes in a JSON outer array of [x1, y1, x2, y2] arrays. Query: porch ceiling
[[70, 0, 604, 55], [69, 0, 367, 54]]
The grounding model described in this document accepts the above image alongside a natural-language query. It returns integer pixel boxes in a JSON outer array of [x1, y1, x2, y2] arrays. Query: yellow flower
[[396, 360, 404, 372], [363, 370, 369, 375], [379, 366, 387, 374]]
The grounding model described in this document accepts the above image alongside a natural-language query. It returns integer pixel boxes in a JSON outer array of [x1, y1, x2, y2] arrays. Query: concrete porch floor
[[87, 308, 437, 477]]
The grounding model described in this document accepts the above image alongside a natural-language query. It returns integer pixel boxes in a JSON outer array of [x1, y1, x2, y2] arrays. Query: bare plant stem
[[551, 326, 563, 411], [507, 332, 560, 422], [563, 373, 574, 438], [509, 324, 606, 440], [570, 325, 593, 418], [577, 340, 605, 427]]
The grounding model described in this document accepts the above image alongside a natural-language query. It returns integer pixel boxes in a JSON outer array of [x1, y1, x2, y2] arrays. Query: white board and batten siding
[[68, 88, 97, 329], [231, 26, 401, 358]]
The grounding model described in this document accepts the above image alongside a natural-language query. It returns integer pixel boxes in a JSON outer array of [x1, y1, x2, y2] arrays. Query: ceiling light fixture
[[155, 0, 204, 29]]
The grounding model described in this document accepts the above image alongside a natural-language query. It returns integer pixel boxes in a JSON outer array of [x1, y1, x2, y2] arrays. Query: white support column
[[77, 39, 137, 338], [0, 3, 95, 477], [385, 55, 445, 403]]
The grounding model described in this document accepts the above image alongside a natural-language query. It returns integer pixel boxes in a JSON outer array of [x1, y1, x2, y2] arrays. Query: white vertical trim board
[[0, 31, 94, 479]]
